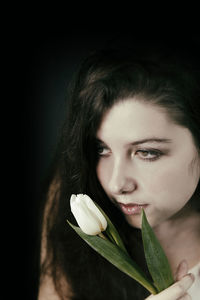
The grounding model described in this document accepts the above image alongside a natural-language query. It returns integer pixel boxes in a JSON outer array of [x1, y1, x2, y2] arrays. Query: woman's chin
[[125, 214, 143, 229]]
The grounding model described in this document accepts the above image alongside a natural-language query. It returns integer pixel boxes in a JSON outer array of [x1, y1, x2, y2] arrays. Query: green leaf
[[67, 220, 157, 295], [141, 209, 174, 292]]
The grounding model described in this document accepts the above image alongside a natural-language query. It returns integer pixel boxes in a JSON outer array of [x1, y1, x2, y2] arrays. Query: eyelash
[[135, 149, 163, 162], [96, 146, 163, 162]]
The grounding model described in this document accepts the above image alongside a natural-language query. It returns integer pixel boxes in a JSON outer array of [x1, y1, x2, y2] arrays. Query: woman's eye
[[97, 146, 111, 157], [135, 149, 162, 161]]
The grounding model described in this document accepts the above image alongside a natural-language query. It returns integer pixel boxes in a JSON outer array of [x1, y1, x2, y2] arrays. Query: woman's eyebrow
[[96, 138, 172, 146], [130, 138, 172, 146], [95, 138, 107, 145]]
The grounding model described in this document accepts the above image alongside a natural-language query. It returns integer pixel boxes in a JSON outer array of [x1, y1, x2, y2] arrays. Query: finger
[[145, 295, 154, 299], [145, 292, 191, 300], [147, 274, 194, 300], [177, 293, 192, 300], [175, 260, 188, 281]]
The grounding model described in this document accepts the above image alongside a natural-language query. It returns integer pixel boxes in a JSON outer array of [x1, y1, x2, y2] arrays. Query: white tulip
[[70, 194, 107, 235]]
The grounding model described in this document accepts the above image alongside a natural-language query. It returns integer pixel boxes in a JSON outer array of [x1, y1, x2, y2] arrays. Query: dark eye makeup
[[135, 149, 163, 162]]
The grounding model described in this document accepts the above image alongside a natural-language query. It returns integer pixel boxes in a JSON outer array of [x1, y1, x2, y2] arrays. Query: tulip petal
[[84, 195, 107, 231], [72, 207, 101, 235], [70, 194, 104, 235]]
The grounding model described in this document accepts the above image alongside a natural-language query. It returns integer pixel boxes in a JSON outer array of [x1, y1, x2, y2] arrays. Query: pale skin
[[39, 98, 200, 299], [96, 98, 200, 299]]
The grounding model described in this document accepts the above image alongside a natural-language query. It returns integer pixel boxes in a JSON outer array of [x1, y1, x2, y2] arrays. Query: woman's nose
[[108, 157, 137, 195]]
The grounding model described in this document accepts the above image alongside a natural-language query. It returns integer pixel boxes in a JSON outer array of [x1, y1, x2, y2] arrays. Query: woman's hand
[[145, 260, 195, 300]]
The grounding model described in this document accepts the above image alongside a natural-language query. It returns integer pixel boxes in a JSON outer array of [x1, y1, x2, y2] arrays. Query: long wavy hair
[[39, 37, 200, 300]]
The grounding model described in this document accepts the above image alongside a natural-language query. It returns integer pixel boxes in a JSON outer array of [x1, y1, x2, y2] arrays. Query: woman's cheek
[[148, 164, 196, 211], [96, 159, 110, 189]]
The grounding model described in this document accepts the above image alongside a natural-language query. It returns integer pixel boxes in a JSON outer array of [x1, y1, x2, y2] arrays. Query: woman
[[38, 37, 200, 299]]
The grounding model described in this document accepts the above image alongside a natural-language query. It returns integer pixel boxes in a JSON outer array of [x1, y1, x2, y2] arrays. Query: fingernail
[[181, 273, 194, 289], [188, 273, 195, 281], [184, 273, 195, 280]]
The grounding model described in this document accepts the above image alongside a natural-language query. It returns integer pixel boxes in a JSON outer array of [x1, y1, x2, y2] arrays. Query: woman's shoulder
[[38, 274, 73, 300], [38, 274, 61, 300]]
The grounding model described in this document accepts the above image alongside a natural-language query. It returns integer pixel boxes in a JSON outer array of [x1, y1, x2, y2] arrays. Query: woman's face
[[96, 99, 200, 229]]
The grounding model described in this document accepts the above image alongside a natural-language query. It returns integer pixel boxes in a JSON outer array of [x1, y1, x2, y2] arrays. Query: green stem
[[129, 268, 157, 294], [98, 232, 108, 240], [105, 228, 117, 243], [140, 279, 157, 295]]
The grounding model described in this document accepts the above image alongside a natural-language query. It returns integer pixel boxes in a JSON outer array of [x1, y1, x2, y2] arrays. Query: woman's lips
[[119, 203, 149, 215]]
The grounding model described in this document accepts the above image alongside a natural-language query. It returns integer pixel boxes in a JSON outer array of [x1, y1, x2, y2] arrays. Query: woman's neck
[[153, 205, 200, 275]]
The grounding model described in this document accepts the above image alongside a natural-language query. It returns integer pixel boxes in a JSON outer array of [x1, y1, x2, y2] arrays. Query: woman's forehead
[[96, 99, 196, 149], [97, 100, 171, 136]]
